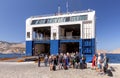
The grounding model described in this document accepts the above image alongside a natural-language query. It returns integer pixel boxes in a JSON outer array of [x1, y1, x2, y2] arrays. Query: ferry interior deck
[[33, 43, 50, 56], [60, 42, 79, 53], [32, 27, 51, 55], [33, 27, 51, 40], [59, 24, 80, 40], [59, 24, 80, 53]]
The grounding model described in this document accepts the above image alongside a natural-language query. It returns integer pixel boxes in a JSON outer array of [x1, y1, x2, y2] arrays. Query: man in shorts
[[97, 53, 102, 72]]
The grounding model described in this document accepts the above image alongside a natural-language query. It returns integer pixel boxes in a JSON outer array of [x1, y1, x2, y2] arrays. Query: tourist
[[71, 52, 76, 68], [44, 55, 48, 67], [38, 54, 41, 67], [66, 52, 70, 68], [58, 53, 63, 70], [56, 53, 59, 65], [103, 53, 109, 74], [63, 53, 68, 70], [81, 54, 87, 69], [53, 55, 57, 71], [92, 54, 97, 69], [48, 55, 53, 70], [97, 53, 102, 72], [74, 52, 80, 69]]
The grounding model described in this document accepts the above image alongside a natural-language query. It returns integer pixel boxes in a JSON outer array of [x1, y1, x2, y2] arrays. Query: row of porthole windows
[[31, 15, 88, 25]]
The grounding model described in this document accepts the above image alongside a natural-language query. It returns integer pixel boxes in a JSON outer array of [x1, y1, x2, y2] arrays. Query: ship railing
[[33, 37, 50, 41], [30, 9, 93, 18], [60, 36, 80, 40]]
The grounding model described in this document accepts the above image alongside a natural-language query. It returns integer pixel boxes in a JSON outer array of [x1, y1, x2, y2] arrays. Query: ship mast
[[58, 4, 61, 14], [66, 0, 69, 13]]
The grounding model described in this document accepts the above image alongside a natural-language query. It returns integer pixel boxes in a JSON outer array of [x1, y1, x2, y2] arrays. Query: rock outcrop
[[0, 41, 25, 54]]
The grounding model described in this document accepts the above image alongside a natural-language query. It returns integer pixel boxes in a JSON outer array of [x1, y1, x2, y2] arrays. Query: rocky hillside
[[0, 41, 25, 54], [110, 48, 120, 54], [96, 49, 120, 54], [96, 49, 108, 54]]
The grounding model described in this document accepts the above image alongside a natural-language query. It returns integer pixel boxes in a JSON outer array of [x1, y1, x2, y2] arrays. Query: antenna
[[66, 0, 69, 13], [58, 4, 61, 14]]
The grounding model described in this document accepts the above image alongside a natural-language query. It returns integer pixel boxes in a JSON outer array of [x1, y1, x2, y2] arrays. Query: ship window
[[58, 17, 62, 23], [65, 17, 70, 22], [53, 18, 58, 23], [63, 17, 66, 22], [31, 15, 88, 25], [71, 16, 77, 21], [47, 19, 51, 23], [38, 19, 46, 24], [31, 20, 38, 25], [45, 19, 48, 23], [79, 15, 88, 20], [27, 32, 30, 38], [53, 33, 56, 40]]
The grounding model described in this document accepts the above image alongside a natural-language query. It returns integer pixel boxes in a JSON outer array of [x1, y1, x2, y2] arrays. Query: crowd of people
[[38, 52, 87, 71], [37, 52, 109, 74], [92, 53, 109, 74]]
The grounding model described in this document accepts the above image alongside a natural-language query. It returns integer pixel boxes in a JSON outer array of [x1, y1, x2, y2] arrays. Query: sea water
[[0, 53, 25, 58], [106, 54, 120, 63], [0, 53, 120, 63]]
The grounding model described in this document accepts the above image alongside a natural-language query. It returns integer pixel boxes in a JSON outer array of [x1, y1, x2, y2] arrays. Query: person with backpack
[[38, 54, 41, 67], [44, 55, 48, 67], [58, 53, 63, 70], [74, 52, 80, 69], [103, 53, 109, 74], [48, 55, 53, 71], [81, 54, 87, 69], [53, 55, 57, 71], [63, 53, 68, 70]]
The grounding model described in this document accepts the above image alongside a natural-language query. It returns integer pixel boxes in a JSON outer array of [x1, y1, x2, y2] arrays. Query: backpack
[[53, 65, 56, 71], [106, 57, 109, 63], [75, 56, 80, 63]]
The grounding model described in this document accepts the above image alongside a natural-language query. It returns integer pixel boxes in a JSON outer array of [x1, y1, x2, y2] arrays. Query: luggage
[[107, 69, 113, 77], [80, 63, 83, 69], [80, 63, 87, 69], [84, 63, 87, 69], [103, 66, 107, 73], [75, 63, 79, 69], [110, 66, 115, 71], [63, 65, 68, 70], [53, 65, 56, 71]]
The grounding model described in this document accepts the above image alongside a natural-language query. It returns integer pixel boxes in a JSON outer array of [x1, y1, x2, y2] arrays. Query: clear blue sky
[[0, 0, 120, 50]]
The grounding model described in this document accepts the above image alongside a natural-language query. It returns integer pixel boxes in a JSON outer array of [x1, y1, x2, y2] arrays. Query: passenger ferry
[[26, 9, 96, 62]]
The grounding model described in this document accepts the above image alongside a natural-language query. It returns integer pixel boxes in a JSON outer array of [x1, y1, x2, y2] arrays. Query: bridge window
[[31, 15, 88, 25], [31, 20, 38, 25]]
